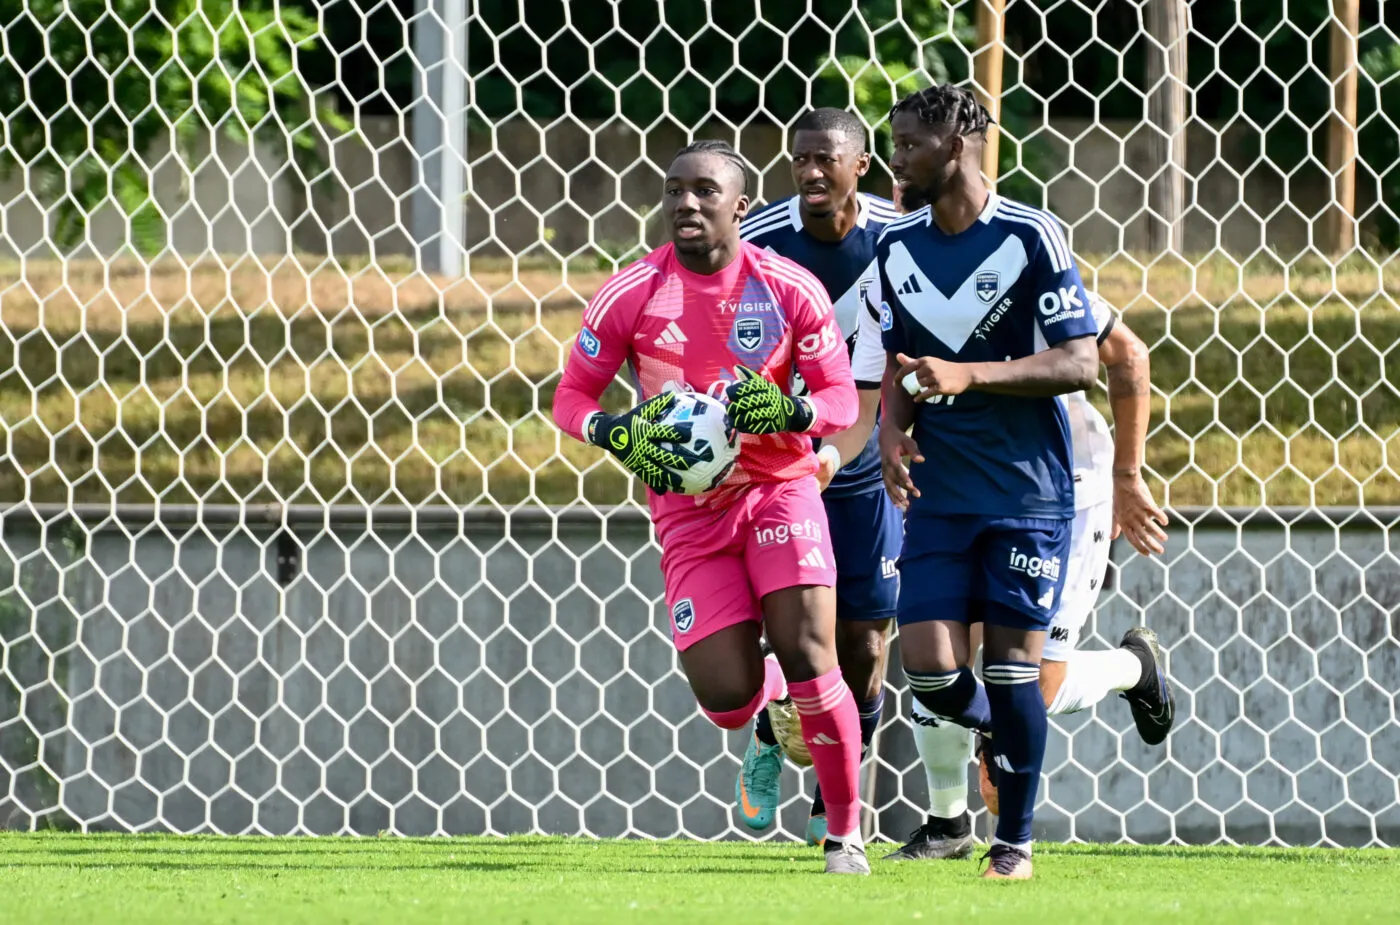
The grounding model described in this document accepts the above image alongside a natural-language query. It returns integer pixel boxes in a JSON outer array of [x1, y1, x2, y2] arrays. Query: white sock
[[828, 825, 863, 847], [1047, 648, 1144, 716], [911, 699, 972, 818], [992, 836, 1032, 854]]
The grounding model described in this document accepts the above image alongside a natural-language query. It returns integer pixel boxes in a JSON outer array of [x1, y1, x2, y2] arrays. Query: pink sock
[[788, 667, 862, 839], [701, 656, 788, 730]]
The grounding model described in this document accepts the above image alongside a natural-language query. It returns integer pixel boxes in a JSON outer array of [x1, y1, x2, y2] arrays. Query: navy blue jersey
[[741, 193, 900, 498], [875, 192, 1097, 519]]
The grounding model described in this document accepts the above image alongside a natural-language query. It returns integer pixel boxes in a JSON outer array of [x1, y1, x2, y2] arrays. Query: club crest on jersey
[[735, 317, 764, 351], [975, 272, 1000, 304], [672, 598, 695, 633]]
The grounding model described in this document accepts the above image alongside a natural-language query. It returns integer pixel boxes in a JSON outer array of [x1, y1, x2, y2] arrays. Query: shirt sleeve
[[550, 283, 635, 442], [850, 276, 885, 388], [1029, 218, 1098, 346], [1087, 289, 1116, 344], [776, 264, 857, 437]]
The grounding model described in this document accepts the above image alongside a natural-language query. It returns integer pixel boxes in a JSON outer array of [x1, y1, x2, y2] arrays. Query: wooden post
[[973, 0, 1005, 188], [1145, 0, 1188, 254], [1328, 0, 1360, 256]]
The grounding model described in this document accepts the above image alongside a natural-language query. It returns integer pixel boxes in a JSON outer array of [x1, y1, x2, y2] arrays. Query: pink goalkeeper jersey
[[553, 241, 858, 517]]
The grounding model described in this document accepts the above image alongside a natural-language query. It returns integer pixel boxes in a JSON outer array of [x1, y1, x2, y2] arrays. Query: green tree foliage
[[0, 0, 348, 254]]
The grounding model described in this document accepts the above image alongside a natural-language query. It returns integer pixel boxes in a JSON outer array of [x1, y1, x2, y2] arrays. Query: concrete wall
[[0, 506, 1395, 846], [0, 117, 1373, 263]]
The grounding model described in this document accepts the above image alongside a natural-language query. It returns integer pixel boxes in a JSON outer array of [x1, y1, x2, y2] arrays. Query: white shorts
[[1042, 499, 1113, 661]]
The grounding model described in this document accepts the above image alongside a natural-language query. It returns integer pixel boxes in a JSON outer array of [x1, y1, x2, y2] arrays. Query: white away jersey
[[1066, 291, 1117, 510]]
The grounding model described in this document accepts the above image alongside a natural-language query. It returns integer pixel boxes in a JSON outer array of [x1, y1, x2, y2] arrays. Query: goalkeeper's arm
[[552, 330, 699, 494]]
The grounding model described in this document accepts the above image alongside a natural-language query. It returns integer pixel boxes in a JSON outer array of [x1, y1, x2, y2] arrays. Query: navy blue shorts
[[825, 488, 902, 622], [896, 513, 1072, 631]]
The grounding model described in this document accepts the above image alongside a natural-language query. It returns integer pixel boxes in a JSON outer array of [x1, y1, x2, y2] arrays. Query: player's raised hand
[[724, 365, 815, 434], [878, 422, 924, 511], [895, 353, 973, 403], [588, 392, 703, 494], [1112, 468, 1169, 555]]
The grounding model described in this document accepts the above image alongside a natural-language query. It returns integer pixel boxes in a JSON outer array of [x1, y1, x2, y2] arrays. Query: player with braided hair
[[554, 140, 872, 874], [873, 84, 1100, 880]]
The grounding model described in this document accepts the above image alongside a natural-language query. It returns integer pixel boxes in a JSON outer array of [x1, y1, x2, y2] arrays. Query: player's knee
[[695, 683, 765, 727]]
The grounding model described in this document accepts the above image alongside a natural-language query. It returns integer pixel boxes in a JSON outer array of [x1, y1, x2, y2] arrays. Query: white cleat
[[823, 838, 870, 875]]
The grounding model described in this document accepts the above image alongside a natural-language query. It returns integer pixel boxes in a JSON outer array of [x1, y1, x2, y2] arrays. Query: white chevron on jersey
[[830, 258, 878, 340], [884, 235, 1030, 353]]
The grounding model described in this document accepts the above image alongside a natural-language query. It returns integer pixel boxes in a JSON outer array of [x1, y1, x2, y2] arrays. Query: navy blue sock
[[905, 667, 992, 733], [811, 693, 883, 818], [983, 660, 1048, 847], [754, 705, 778, 746], [857, 692, 884, 748]]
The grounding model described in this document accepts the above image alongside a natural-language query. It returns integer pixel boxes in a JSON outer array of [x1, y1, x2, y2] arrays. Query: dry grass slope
[[0, 252, 1397, 508]]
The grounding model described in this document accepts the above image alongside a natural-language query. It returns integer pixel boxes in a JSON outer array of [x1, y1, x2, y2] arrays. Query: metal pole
[[411, 0, 466, 277], [973, 0, 1005, 189], [1327, 0, 1360, 256], [1145, 0, 1188, 254]]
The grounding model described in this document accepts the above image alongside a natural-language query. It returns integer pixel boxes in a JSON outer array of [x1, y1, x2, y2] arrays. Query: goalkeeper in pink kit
[[553, 141, 870, 874]]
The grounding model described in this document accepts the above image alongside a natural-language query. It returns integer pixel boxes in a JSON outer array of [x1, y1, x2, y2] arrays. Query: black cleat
[[980, 843, 1032, 880], [883, 812, 977, 860], [1119, 627, 1176, 746]]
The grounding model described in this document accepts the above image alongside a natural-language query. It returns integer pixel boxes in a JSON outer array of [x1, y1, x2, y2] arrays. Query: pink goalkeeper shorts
[[655, 477, 837, 651]]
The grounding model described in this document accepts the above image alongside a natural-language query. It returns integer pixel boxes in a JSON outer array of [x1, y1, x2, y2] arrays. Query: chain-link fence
[[0, 1, 1397, 845]]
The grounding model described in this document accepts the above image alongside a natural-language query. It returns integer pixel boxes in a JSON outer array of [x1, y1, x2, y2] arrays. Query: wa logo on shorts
[[672, 598, 695, 634]]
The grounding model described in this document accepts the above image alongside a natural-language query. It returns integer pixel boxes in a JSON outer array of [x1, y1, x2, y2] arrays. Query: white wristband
[[817, 444, 842, 469], [902, 371, 922, 396], [583, 411, 605, 445]]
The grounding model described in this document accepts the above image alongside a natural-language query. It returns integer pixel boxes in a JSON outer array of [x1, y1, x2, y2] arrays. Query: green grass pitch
[[3, 834, 1399, 924]]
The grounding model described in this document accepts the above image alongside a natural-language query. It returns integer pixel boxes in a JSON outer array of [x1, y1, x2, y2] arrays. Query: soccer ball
[[655, 391, 740, 495]]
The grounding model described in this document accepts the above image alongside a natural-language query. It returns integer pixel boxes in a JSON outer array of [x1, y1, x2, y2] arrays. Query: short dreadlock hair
[[890, 85, 994, 138], [671, 140, 751, 195], [791, 108, 868, 152]]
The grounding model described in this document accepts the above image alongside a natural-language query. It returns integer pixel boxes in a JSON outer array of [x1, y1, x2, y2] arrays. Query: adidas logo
[[799, 548, 828, 569], [897, 274, 923, 295], [653, 321, 687, 346], [810, 733, 839, 746]]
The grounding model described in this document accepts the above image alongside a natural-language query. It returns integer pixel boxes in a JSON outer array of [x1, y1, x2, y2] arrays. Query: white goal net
[[0, 0, 1397, 847]]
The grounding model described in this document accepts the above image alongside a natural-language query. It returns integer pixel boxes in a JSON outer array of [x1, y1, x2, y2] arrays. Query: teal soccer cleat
[[735, 731, 784, 830], [804, 812, 828, 847]]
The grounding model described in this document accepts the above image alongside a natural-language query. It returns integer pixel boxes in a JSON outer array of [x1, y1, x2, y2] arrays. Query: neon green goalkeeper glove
[[586, 392, 701, 494], [724, 365, 815, 435]]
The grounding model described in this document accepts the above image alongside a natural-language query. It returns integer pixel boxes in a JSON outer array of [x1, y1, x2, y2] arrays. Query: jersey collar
[[787, 192, 872, 233], [977, 190, 1001, 224]]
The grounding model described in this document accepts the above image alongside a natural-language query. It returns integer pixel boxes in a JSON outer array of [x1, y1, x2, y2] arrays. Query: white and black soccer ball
[[655, 391, 739, 495]]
